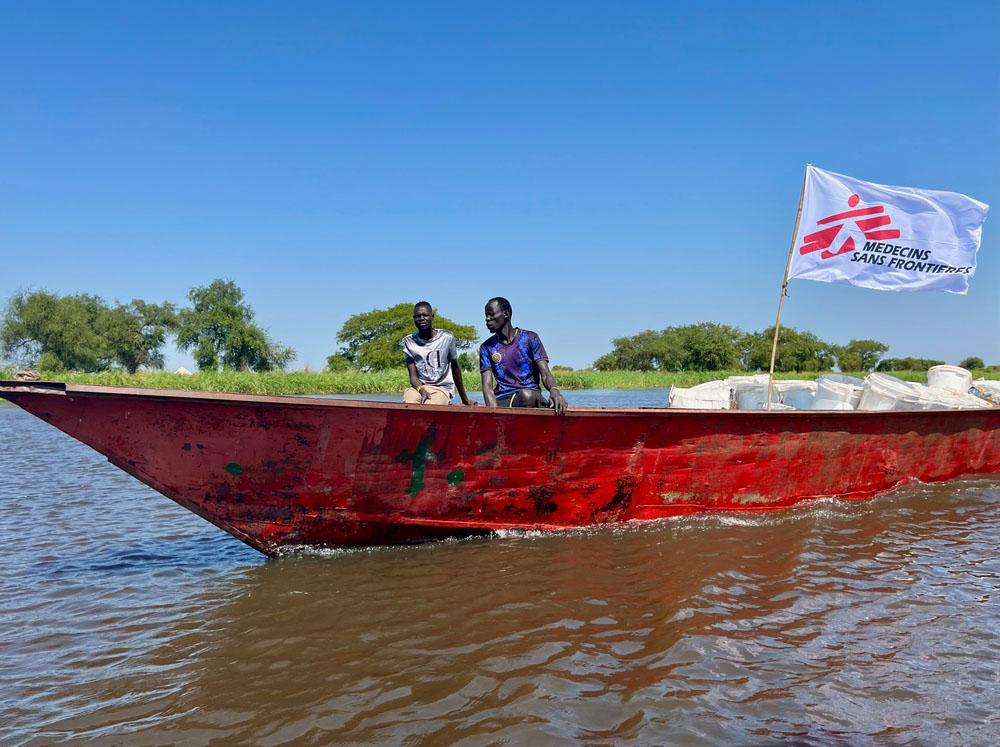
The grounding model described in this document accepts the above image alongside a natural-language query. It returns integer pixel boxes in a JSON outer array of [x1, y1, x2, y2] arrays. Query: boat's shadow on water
[[90, 477, 1000, 744]]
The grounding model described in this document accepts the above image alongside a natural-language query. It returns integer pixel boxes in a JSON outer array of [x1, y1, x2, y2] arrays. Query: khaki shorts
[[402, 385, 451, 405]]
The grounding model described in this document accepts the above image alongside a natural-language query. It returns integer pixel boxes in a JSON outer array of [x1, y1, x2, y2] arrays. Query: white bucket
[[814, 377, 862, 410], [859, 373, 929, 410], [667, 385, 731, 410], [927, 365, 972, 394], [773, 380, 817, 409]]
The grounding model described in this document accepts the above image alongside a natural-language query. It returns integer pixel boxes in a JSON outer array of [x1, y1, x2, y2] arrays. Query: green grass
[[4, 369, 414, 395], [3, 366, 998, 396]]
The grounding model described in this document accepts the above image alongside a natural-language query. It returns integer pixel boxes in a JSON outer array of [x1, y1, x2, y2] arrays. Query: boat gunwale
[[1, 380, 996, 419]]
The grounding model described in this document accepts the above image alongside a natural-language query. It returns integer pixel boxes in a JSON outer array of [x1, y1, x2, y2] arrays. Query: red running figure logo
[[798, 194, 901, 260]]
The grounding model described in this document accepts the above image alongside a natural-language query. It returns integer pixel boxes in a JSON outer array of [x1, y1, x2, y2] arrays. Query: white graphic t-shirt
[[401, 330, 458, 397]]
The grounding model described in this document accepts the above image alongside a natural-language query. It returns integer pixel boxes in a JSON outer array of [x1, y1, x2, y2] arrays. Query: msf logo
[[798, 194, 900, 260]]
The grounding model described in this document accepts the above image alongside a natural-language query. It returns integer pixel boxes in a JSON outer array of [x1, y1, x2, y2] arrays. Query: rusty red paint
[[3, 382, 1000, 556]]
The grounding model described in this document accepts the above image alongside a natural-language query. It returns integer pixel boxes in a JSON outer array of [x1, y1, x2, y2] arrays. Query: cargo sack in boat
[[731, 381, 782, 410], [667, 380, 732, 409], [971, 379, 1000, 406], [772, 380, 817, 410], [726, 374, 771, 387], [859, 373, 991, 411], [723, 375, 775, 410], [814, 375, 863, 410], [729, 374, 782, 410], [923, 387, 992, 409]]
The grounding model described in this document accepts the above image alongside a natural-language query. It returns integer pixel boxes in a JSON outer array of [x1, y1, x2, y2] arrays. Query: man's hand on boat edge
[[549, 389, 568, 415], [534, 359, 568, 415]]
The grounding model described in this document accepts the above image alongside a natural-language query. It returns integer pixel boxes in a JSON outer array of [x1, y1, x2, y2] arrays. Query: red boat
[[4, 381, 999, 556]]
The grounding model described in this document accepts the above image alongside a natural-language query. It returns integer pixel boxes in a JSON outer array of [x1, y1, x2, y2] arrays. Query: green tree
[[98, 300, 177, 373], [325, 353, 354, 371], [744, 326, 838, 372], [37, 352, 65, 372], [176, 279, 294, 371], [1, 290, 111, 371], [457, 351, 479, 372], [675, 322, 745, 370], [836, 339, 889, 372], [593, 329, 684, 371], [959, 356, 984, 369], [1, 290, 179, 372], [334, 302, 478, 371], [877, 357, 944, 372], [593, 323, 745, 371]]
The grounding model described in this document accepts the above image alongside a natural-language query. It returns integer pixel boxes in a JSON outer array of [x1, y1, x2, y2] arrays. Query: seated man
[[401, 301, 474, 406], [479, 296, 568, 414]]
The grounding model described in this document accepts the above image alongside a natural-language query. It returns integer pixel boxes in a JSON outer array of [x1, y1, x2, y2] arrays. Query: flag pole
[[766, 163, 810, 411]]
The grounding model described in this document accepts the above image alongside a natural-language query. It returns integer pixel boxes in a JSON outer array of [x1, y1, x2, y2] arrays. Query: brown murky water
[[2, 393, 999, 745]]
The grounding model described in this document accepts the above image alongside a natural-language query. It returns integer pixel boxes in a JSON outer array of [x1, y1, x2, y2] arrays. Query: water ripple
[[2, 406, 1000, 744]]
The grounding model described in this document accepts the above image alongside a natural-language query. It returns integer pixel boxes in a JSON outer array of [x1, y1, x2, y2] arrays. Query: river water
[[2, 390, 999, 745]]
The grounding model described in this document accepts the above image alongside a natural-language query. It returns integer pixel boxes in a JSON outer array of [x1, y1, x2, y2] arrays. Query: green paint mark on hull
[[396, 425, 438, 497], [225, 462, 244, 476], [447, 468, 465, 485]]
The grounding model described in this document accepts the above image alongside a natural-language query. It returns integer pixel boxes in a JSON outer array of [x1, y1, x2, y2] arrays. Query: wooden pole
[[767, 163, 810, 411]]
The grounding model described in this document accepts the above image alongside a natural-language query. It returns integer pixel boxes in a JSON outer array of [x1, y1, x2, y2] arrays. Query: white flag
[[788, 165, 989, 294]]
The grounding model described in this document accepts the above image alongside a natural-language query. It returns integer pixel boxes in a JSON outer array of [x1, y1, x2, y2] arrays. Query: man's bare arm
[[481, 369, 498, 407], [536, 360, 568, 415], [406, 361, 422, 391], [451, 360, 475, 405]]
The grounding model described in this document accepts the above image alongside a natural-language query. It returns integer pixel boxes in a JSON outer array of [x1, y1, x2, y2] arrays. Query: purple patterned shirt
[[479, 329, 548, 396]]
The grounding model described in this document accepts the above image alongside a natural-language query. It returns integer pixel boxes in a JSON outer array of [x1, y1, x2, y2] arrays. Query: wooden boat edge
[[2, 380, 991, 419]]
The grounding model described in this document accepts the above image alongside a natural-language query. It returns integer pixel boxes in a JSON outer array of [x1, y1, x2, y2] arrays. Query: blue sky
[[2, 1, 997, 370]]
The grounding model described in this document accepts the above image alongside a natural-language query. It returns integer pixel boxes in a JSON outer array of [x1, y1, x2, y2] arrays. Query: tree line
[[331, 306, 989, 374], [592, 322, 985, 373], [1, 280, 292, 373], [2, 291, 989, 374]]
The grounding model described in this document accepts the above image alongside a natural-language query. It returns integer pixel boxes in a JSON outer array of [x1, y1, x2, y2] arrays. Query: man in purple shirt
[[479, 297, 568, 414]]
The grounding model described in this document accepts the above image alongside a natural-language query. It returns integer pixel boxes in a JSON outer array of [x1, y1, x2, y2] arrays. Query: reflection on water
[[2, 396, 999, 744]]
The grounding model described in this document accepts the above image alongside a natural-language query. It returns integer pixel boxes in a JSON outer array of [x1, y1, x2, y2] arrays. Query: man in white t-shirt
[[401, 301, 475, 406]]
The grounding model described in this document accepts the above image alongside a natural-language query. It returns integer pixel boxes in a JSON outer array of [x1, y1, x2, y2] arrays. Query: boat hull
[[4, 382, 1000, 555]]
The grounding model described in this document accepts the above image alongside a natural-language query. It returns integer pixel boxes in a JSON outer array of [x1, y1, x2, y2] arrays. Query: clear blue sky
[[2, 1, 997, 370]]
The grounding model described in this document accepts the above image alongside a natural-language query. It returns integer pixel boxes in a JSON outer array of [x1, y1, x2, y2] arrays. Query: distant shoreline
[[4, 368, 994, 397]]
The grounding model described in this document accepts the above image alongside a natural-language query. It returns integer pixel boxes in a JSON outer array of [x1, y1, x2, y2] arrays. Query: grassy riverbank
[[5, 367, 997, 396]]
